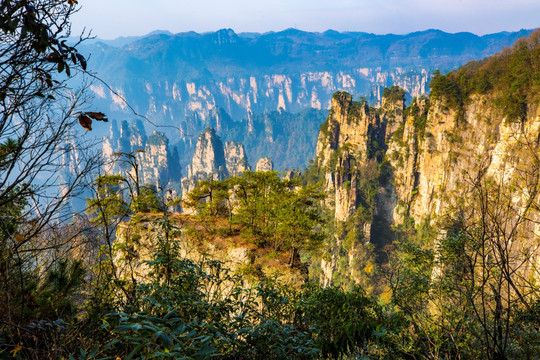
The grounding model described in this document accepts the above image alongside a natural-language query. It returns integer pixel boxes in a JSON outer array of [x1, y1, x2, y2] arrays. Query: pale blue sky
[[71, 0, 539, 39]]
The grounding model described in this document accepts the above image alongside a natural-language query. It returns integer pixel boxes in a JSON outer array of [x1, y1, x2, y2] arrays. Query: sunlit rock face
[[186, 128, 228, 181], [102, 119, 182, 191], [316, 92, 390, 223], [224, 141, 250, 176], [181, 128, 251, 198], [314, 84, 540, 286], [255, 157, 274, 172]]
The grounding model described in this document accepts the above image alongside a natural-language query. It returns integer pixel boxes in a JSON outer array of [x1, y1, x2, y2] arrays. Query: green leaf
[[100, 339, 120, 352], [125, 343, 143, 360], [87, 348, 99, 358], [76, 53, 87, 70], [156, 331, 172, 347], [164, 310, 178, 319]]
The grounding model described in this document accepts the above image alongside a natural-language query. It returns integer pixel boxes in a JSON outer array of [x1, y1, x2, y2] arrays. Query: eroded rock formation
[[255, 157, 274, 172], [181, 128, 251, 198], [103, 119, 182, 190]]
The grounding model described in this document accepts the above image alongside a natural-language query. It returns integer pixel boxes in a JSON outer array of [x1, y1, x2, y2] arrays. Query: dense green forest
[[1, 1, 540, 359], [430, 30, 540, 121]]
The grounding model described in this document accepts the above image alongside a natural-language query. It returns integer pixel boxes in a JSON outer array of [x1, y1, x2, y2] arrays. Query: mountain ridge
[[83, 28, 534, 78], [83, 27, 535, 171], [88, 27, 536, 47]]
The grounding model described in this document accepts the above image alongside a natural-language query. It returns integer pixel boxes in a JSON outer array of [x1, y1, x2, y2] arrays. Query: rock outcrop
[[224, 141, 250, 176], [103, 119, 182, 191], [255, 157, 273, 172], [186, 128, 228, 181], [388, 96, 540, 229], [315, 91, 391, 222], [313, 84, 540, 287], [181, 128, 251, 198]]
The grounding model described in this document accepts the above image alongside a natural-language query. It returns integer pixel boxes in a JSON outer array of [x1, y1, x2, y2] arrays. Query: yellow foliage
[[363, 262, 373, 274], [380, 288, 393, 305], [10, 343, 22, 356]]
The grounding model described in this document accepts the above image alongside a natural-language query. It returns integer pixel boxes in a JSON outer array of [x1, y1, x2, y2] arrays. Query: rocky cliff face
[[171, 107, 327, 172], [255, 157, 274, 172], [103, 123, 254, 201], [314, 87, 540, 287], [224, 141, 250, 176], [389, 96, 540, 229], [91, 69, 426, 125], [181, 128, 251, 198], [186, 128, 228, 180], [102, 119, 182, 190], [316, 91, 390, 222]]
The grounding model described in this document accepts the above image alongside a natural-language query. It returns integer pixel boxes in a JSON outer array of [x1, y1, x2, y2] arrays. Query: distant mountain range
[[80, 28, 535, 171]]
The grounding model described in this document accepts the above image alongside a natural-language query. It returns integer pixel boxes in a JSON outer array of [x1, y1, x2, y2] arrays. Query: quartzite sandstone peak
[[181, 127, 251, 198], [313, 35, 540, 284]]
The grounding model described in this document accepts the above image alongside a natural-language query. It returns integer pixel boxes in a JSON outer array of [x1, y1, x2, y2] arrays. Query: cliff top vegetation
[[430, 28, 540, 120]]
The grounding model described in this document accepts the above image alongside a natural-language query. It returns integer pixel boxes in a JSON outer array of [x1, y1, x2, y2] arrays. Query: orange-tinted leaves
[[85, 112, 108, 121], [78, 114, 92, 131], [78, 111, 109, 131]]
